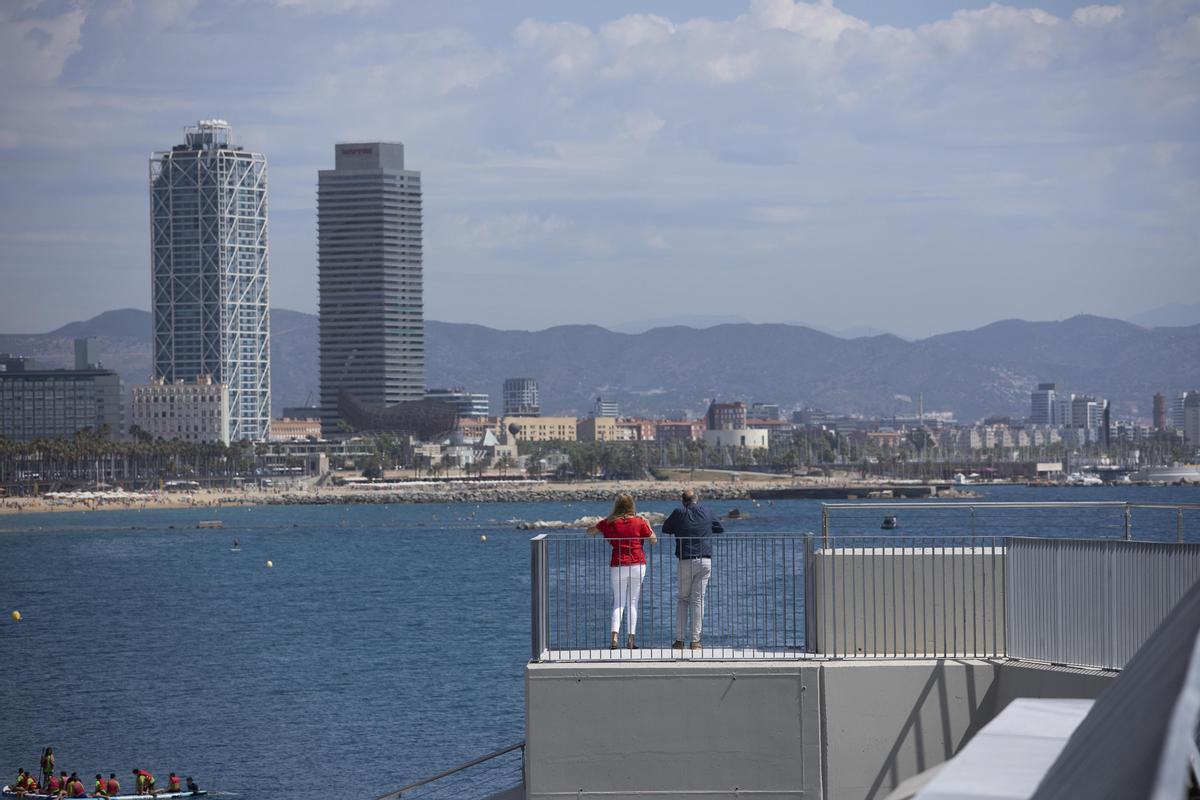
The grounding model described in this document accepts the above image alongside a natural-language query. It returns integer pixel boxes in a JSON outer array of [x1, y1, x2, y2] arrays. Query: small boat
[[881, 515, 899, 530], [3, 789, 206, 799], [197, 520, 224, 529]]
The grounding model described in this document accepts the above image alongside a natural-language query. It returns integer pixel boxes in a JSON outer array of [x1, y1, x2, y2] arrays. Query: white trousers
[[610, 564, 647, 635], [677, 557, 712, 642]]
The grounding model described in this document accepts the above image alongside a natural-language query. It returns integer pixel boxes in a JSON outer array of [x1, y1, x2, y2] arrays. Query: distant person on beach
[[663, 489, 724, 650], [587, 493, 656, 649]]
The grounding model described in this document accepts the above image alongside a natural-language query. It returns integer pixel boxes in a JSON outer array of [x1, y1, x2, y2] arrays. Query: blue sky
[[1, 0, 1197, 338]]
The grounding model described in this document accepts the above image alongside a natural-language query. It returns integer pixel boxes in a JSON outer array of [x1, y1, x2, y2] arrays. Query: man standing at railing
[[663, 488, 724, 650]]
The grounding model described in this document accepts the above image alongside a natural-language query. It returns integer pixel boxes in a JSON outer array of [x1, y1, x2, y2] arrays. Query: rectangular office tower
[[318, 142, 424, 435], [150, 120, 271, 442]]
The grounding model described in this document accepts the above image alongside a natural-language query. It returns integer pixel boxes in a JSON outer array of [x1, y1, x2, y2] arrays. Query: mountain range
[[1, 310, 1197, 422]]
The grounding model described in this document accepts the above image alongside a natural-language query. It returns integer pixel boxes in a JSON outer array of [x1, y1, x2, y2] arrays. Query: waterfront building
[[655, 420, 704, 442], [702, 427, 769, 449], [0, 346, 122, 441], [499, 416, 576, 442], [593, 396, 619, 418], [706, 400, 747, 430], [577, 415, 619, 442], [1185, 392, 1200, 445], [503, 378, 540, 416], [1029, 382, 1056, 425], [616, 418, 656, 441], [425, 387, 490, 419], [130, 375, 230, 445], [1172, 391, 1195, 431], [318, 142, 424, 436], [750, 402, 781, 421], [1153, 392, 1167, 430], [268, 418, 322, 442], [151, 120, 270, 442]]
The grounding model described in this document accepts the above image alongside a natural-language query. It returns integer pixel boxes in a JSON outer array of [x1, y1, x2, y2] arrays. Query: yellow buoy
[[266, 560, 274, 568], [11, 610, 21, 621], [480, 535, 488, 542]]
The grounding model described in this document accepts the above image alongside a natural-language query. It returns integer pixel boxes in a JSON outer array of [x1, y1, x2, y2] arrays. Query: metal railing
[[809, 534, 1005, 658], [372, 742, 524, 800], [1007, 537, 1200, 669], [532, 502, 1200, 664], [821, 501, 1200, 545], [532, 533, 808, 660]]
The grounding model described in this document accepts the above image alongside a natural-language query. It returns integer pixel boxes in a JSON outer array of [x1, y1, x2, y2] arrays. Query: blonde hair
[[610, 493, 636, 518]]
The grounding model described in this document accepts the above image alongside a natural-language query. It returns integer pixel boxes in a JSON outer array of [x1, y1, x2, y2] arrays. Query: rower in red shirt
[[106, 774, 120, 796], [67, 772, 86, 797], [166, 772, 182, 792]]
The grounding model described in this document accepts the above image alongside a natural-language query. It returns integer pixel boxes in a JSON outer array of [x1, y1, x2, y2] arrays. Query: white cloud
[[274, 0, 389, 15], [1072, 5, 1124, 27], [1159, 14, 1200, 60]]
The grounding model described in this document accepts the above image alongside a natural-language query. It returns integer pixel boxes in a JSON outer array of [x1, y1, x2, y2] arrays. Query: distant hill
[[2, 310, 1196, 421], [1126, 303, 1200, 329]]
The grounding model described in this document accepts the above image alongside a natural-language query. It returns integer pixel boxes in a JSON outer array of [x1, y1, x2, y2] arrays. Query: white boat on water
[[1065, 472, 1104, 486], [1130, 465, 1200, 483]]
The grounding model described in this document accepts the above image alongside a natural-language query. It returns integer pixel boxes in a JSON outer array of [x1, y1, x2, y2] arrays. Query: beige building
[[269, 418, 322, 442], [703, 428, 769, 450], [500, 416, 578, 442], [131, 375, 230, 444], [577, 416, 619, 442]]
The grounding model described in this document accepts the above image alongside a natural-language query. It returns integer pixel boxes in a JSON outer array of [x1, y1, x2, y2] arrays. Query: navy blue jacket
[[662, 504, 724, 559]]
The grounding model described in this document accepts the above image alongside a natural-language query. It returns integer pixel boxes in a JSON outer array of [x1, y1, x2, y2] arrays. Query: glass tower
[[150, 120, 271, 441], [318, 142, 425, 436]]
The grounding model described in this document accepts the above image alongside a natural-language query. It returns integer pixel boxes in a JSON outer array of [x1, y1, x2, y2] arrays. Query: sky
[[1, 0, 1198, 339]]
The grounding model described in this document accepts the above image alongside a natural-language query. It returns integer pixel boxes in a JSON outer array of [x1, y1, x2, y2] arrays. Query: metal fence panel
[[1007, 537, 1200, 669]]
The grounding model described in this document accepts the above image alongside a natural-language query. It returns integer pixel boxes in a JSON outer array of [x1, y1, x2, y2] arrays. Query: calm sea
[[1, 484, 1196, 799]]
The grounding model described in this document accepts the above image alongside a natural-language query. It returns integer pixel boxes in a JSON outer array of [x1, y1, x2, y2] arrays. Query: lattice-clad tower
[[150, 120, 271, 441], [318, 142, 424, 436]]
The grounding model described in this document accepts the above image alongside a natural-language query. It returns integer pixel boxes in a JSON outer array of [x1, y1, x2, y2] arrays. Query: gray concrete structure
[[151, 120, 271, 442], [318, 142, 424, 436], [525, 659, 1113, 800]]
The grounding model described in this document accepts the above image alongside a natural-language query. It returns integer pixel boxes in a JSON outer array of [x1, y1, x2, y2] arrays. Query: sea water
[[0, 485, 1196, 799]]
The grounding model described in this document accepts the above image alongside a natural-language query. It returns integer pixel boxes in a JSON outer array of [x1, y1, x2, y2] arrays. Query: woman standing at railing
[[588, 493, 657, 650]]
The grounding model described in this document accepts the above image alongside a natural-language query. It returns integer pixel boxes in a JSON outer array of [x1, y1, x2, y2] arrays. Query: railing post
[[1123, 503, 1131, 541], [531, 534, 549, 662], [970, 506, 976, 537], [821, 505, 829, 548], [1177, 507, 1184, 544], [804, 533, 815, 654]]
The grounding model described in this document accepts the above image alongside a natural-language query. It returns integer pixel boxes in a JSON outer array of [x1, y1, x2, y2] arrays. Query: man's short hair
[[681, 489, 696, 505]]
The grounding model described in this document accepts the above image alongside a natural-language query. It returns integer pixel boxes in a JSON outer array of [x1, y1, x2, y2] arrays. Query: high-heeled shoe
[[610, 633, 619, 650], [627, 634, 638, 649]]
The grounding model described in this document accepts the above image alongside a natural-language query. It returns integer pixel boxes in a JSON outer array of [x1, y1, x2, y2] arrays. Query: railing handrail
[[371, 741, 525, 800], [820, 501, 1200, 510]]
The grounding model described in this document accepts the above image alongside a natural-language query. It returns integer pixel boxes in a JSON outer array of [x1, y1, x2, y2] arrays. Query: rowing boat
[[2, 787, 206, 799]]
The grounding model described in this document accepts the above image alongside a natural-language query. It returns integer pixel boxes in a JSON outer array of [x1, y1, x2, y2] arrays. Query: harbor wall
[[524, 659, 1113, 800]]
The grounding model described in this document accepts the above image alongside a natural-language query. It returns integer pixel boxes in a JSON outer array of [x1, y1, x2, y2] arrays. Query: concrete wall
[[525, 659, 1113, 800], [811, 549, 1005, 657], [526, 661, 821, 799]]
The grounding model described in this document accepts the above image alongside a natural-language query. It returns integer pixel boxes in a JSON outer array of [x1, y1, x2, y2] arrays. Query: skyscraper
[[503, 378, 540, 416], [318, 142, 424, 435], [1153, 393, 1166, 430], [1030, 383, 1057, 426], [150, 120, 270, 441]]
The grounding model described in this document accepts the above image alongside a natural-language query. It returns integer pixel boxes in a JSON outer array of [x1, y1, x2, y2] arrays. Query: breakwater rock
[[254, 481, 766, 508]]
